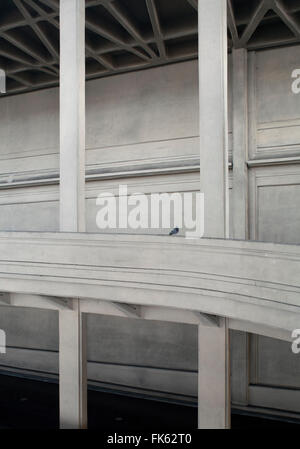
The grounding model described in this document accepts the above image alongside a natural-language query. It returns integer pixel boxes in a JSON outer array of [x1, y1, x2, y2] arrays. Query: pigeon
[[169, 227, 179, 236]]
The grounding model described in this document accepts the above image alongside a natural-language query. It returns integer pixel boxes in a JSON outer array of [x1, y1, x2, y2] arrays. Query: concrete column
[[198, 0, 230, 429], [59, 0, 87, 429], [232, 48, 248, 240], [59, 300, 87, 429], [60, 0, 86, 232], [231, 48, 249, 407], [198, 320, 230, 429], [199, 0, 229, 239]]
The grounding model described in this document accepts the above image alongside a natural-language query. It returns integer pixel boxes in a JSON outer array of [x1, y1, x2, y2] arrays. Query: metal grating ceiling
[[0, 0, 299, 95]]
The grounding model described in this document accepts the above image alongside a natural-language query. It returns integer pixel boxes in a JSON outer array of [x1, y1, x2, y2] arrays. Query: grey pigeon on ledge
[[169, 227, 179, 236]]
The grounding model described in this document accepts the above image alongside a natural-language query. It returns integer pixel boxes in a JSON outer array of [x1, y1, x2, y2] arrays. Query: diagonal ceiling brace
[[273, 0, 300, 38], [146, 0, 167, 59], [195, 312, 220, 327], [113, 302, 141, 319], [187, 0, 198, 11], [239, 0, 272, 47], [227, 0, 240, 47]]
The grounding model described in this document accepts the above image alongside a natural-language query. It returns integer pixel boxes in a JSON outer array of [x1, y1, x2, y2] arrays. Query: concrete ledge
[[0, 232, 298, 336]]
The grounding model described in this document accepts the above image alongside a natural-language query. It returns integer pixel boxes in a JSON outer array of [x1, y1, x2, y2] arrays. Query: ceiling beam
[[37, 0, 59, 12], [187, 0, 198, 11], [85, 16, 150, 62], [227, 0, 240, 48], [2, 0, 300, 96], [104, 1, 157, 59], [239, 0, 271, 47], [273, 0, 300, 38], [146, 0, 167, 59], [13, 0, 59, 62]]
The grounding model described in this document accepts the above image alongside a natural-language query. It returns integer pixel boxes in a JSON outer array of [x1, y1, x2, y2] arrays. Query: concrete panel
[[249, 165, 300, 243], [0, 88, 59, 155], [0, 307, 58, 350], [251, 336, 300, 389], [0, 200, 58, 232], [86, 314, 197, 371], [256, 46, 300, 124], [257, 184, 300, 244], [86, 60, 199, 148]]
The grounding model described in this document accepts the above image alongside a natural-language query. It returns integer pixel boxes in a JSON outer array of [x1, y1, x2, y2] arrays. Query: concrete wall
[[0, 60, 204, 402], [0, 46, 300, 413], [247, 45, 300, 414], [0, 60, 199, 187]]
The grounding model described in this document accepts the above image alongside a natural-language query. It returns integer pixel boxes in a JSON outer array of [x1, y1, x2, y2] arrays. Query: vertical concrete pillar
[[59, 300, 87, 429], [231, 48, 249, 407], [232, 48, 248, 241], [59, 0, 87, 429], [199, 0, 229, 240], [60, 0, 86, 233], [198, 320, 230, 429], [198, 0, 230, 429]]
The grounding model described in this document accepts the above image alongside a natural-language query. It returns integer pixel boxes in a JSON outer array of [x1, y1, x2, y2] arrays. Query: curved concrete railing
[[0, 232, 299, 334]]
